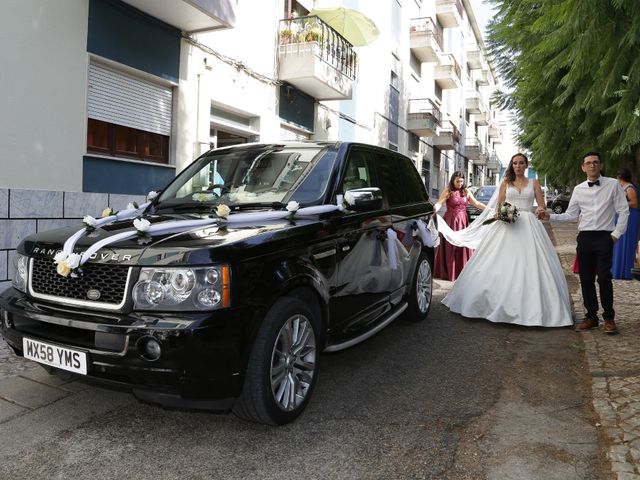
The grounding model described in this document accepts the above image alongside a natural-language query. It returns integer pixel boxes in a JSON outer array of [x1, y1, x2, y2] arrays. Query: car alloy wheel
[[270, 314, 317, 412], [405, 252, 433, 322], [415, 259, 432, 314]]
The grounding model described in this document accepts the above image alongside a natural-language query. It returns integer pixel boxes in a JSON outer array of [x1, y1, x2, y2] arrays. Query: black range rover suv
[[0, 142, 436, 425]]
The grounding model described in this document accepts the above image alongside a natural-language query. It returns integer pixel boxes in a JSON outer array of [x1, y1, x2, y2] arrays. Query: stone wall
[[0, 189, 146, 292]]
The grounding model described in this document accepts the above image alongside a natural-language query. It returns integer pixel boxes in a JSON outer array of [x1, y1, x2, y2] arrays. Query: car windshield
[[476, 186, 496, 200], [156, 145, 336, 210]]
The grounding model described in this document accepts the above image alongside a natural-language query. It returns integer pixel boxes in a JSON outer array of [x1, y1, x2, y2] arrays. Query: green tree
[[487, 0, 640, 185]]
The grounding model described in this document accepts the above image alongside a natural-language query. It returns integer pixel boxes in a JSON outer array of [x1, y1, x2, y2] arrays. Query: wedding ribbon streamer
[[386, 228, 398, 270], [58, 202, 344, 272], [60, 202, 151, 257]]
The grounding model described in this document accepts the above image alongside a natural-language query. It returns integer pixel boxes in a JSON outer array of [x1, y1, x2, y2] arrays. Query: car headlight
[[133, 266, 230, 311], [12, 254, 28, 293]]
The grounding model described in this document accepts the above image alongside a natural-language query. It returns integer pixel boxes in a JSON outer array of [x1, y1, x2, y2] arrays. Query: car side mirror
[[344, 187, 383, 212]]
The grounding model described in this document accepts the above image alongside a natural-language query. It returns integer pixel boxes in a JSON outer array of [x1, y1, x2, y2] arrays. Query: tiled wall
[[0, 189, 146, 292]]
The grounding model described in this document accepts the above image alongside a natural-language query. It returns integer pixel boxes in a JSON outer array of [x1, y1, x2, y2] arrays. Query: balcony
[[278, 16, 357, 101], [465, 90, 486, 114], [433, 120, 460, 150], [475, 152, 488, 166], [435, 54, 462, 89], [471, 112, 489, 126], [476, 69, 490, 86], [487, 154, 501, 171], [410, 17, 443, 63], [488, 124, 502, 142], [407, 98, 441, 137], [436, 0, 463, 28], [466, 48, 484, 70], [465, 136, 482, 160], [122, 0, 235, 31]]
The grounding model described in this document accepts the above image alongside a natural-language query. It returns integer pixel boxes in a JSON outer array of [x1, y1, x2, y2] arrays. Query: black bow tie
[[588, 180, 600, 187]]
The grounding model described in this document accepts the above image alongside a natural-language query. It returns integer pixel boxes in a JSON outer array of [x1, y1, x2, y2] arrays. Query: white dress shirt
[[550, 176, 629, 239]]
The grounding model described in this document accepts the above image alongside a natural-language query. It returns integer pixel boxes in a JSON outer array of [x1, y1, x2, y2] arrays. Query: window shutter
[[87, 63, 172, 136]]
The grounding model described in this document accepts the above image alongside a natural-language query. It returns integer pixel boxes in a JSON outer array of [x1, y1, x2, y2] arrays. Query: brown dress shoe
[[603, 320, 618, 334], [574, 319, 598, 332]]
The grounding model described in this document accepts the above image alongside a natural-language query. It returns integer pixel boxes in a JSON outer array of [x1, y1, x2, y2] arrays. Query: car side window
[[341, 150, 373, 193], [395, 155, 429, 203], [375, 153, 407, 207]]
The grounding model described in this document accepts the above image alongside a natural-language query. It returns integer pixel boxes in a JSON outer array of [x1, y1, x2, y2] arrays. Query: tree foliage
[[487, 0, 640, 186]]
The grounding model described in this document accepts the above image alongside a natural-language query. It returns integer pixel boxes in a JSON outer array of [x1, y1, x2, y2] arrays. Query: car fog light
[[197, 288, 221, 307], [137, 336, 162, 361]]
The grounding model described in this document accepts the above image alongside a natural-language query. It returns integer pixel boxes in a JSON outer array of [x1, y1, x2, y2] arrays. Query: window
[[87, 62, 173, 165], [87, 119, 169, 164]]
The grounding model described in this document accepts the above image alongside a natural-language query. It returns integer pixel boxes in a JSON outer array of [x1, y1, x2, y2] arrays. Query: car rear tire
[[405, 252, 433, 322], [232, 296, 320, 425], [553, 205, 564, 214]]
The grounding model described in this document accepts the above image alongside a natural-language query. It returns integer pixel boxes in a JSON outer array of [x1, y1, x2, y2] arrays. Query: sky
[[469, 0, 495, 38]]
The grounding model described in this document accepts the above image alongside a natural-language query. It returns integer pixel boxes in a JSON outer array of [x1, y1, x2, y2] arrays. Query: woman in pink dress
[[433, 172, 486, 280]]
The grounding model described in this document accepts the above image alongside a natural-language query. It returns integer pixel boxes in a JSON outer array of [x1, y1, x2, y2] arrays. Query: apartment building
[[0, 0, 505, 288]]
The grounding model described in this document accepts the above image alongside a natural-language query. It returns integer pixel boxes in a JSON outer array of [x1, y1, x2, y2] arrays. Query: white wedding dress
[[442, 182, 573, 327]]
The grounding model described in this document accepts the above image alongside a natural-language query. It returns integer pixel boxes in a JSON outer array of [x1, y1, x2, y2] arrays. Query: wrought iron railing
[[440, 120, 461, 143], [409, 17, 443, 50], [408, 98, 442, 125], [279, 16, 358, 80]]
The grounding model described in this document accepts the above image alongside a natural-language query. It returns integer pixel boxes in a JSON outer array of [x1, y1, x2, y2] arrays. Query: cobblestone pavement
[[550, 221, 640, 480]]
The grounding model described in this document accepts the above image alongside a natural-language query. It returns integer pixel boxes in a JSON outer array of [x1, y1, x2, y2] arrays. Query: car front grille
[[30, 258, 131, 308]]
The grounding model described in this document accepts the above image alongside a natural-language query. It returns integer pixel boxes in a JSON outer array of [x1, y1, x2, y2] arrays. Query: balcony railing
[[407, 98, 442, 137], [464, 136, 482, 160], [410, 17, 443, 63], [435, 54, 462, 89], [465, 90, 486, 114], [433, 119, 460, 149], [487, 154, 501, 171], [278, 16, 357, 100]]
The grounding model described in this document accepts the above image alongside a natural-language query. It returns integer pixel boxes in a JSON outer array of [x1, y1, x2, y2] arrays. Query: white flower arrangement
[[133, 218, 151, 234], [147, 191, 158, 201], [82, 215, 97, 232], [214, 204, 231, 219], [101, 207, 117, 218], [482, 202, 519, 225], [286, 201, 300, 220], [54, 251, 82, 278], [126, 202, 140, 210]]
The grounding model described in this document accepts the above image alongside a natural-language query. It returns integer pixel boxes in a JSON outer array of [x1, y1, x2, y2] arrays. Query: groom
[[541, 152, 629, 333]]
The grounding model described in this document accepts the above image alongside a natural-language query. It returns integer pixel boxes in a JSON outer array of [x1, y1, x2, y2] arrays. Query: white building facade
[[0, 0, 506, 289]]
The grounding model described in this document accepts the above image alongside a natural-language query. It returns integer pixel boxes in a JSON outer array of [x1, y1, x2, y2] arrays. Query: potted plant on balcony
[[280, 28, 293, 45]]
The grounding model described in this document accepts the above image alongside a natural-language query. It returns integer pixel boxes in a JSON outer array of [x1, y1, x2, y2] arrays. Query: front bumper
[[0, 288, 258, 410]]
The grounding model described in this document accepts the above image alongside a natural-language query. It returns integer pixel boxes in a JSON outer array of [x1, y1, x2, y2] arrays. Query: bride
[[439, 153, 573, 327]]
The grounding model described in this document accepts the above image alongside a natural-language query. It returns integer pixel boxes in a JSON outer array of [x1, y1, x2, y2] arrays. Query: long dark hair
[[503, 153, 529, 184], [447, 171, 467, 198], [616, 167, 633, 183]]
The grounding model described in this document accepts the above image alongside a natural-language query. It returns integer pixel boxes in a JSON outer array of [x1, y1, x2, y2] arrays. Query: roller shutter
[[87, 63, 172, 136]]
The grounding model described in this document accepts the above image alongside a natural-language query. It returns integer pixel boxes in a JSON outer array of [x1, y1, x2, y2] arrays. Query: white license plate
[[23, 338, 87, 375]]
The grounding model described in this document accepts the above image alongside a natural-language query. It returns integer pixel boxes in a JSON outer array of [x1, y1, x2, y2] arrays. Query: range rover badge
[[86, 289, 101, 301]]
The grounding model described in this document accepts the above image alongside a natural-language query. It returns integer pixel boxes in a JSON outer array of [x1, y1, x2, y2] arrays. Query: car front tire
[[232, 296, 320, 425], [553, 205, 564, 214], [405, 251, 433, 322]]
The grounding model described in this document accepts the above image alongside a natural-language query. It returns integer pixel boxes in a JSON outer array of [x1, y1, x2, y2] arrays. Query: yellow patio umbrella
[[309, 7, 380, 46]]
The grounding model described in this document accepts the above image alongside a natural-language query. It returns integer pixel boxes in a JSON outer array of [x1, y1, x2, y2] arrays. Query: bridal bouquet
[[482, 202, 519, 225]]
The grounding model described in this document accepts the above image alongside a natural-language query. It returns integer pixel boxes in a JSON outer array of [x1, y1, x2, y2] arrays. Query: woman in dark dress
[[433, 171, 486, 281]]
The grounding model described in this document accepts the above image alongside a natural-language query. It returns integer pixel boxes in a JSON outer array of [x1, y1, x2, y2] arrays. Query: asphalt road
[[0, 282, 609, 480]]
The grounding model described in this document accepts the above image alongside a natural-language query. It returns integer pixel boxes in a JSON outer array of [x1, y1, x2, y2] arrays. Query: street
[[0, 282, 609, 480]]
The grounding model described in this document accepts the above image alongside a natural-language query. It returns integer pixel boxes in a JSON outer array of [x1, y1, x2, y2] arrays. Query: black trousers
[[576, 231, 615, 322]]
